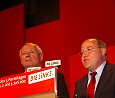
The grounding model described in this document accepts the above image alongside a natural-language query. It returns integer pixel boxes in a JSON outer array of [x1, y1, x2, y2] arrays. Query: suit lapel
[[80, 75, 88, 97], [95, 63, 113, 94]]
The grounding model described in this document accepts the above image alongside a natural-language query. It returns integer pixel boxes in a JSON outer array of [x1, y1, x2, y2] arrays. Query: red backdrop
[[0, 4, 24, 77]]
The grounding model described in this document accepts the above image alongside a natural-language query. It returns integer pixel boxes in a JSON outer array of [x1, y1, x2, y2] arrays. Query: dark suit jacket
[[73, 62, 115, 98], [57, 72, 69, 98]]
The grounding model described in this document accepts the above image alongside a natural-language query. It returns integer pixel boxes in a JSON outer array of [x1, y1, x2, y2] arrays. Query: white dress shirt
[[87, 61, 106, 93]]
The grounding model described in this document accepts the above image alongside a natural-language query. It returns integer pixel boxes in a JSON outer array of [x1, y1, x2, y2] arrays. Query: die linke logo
[[45, 60, 61, 67], [28, 68, 55, 84]]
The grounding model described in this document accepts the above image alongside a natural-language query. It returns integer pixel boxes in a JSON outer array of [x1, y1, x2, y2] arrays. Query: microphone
[[26, 67, 41, 72], [45, 60, 61, 68]]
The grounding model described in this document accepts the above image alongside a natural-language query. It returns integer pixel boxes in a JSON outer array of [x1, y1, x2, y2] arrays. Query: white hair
[[19, 42, 43, 61]]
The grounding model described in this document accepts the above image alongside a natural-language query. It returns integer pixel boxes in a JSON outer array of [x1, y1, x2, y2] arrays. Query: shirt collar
[[95, 61, 106, 76], [88, 61, 106, 76]]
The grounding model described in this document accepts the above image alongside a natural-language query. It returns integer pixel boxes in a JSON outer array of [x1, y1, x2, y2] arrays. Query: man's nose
[[25, 52, 30, 56], [82, 51, 88, 57]]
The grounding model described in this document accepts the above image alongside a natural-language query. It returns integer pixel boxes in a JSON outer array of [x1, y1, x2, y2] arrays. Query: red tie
[[86, 72, 97, 98]]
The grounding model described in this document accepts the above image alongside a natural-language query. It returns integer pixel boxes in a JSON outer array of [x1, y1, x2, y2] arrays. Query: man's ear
[[101, 48, 106, 56], [40, 53, 43, 61]]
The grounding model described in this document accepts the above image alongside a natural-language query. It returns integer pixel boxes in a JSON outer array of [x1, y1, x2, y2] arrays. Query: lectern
[[0, 67, 57, 98]]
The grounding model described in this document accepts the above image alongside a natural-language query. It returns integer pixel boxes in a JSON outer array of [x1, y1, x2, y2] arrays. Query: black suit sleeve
[[57, 72, 69, 98]]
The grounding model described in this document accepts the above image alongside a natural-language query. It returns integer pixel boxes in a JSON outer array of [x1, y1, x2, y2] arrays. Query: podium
[[0, 67, 57, 98]]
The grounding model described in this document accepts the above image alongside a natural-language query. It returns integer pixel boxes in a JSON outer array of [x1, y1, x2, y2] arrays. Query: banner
[[0, 67, 57, 98]]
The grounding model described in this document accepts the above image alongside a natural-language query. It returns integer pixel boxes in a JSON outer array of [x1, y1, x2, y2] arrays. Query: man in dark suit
[[57, 72, 69, 98], [19, 42, 69, 98], [73, 38, 115, 98]]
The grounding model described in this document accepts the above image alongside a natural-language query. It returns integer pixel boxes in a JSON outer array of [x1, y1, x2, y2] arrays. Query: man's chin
[[24, 64, 34, 68], [84, 64, 91, 69]]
